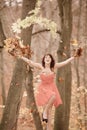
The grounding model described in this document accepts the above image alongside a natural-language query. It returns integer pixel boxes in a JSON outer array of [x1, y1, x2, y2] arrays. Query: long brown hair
[[42, 53, 55, 71]]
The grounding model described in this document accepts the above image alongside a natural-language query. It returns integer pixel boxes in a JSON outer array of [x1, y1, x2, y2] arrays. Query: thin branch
[[32, 29, 61, 36]]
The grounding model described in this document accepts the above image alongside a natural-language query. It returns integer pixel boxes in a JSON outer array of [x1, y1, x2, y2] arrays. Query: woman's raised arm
[[55, 57, 74, 69], [20, 56, 43, 70]]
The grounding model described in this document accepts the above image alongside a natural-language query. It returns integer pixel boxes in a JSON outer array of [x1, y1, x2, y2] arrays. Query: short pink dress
[[36, 73, 62, 108]]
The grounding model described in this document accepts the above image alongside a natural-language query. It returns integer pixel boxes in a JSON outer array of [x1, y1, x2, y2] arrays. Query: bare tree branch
[[32, 29, 61, 36]]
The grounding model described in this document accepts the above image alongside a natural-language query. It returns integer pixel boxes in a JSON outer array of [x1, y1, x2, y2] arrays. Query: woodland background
[[0, 0, 87, 130]]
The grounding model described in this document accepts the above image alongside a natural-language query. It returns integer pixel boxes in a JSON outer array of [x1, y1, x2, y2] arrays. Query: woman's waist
[[40, 80, 55, 85]]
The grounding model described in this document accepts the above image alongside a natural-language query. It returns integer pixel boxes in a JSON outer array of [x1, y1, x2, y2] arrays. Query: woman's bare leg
[[43, 95, 56, 130], [47, 106, 53, 130]]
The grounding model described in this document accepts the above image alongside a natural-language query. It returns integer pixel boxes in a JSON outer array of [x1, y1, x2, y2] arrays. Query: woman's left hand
[[74, 47, 83, 57]]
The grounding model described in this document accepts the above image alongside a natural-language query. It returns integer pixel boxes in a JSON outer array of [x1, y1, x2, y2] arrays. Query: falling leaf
[[16, 83, 20, 86], [70, 39, 78, 46], [23, 91, 27, 97], [58, 77, 64, 82], [64, 46, 67, 50], [0, 105, 5, 108], [60, 40, 63, 43], [12, 19, 21, 34], [85, 89, 87, 93], [62, 52, 67, 57], [30, 109, 33, 113]]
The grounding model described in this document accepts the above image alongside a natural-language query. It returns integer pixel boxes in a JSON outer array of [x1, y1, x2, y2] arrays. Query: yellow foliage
[[12, 5, 58, 38]]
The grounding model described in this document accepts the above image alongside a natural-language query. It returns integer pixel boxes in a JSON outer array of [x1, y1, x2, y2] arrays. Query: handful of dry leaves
[[74, 47, 83, 57], [4, 37, 33, 58]]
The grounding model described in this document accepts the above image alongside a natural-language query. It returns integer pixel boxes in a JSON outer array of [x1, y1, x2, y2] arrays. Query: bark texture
[[54, 1, 72, 130], [21, 0, 43, 130], [0, 20, 6, 105], [0, 0, 43, 130], [0, 59, 25, 130]]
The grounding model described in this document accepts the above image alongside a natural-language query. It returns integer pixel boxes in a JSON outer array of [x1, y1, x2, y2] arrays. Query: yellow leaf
[[62, 52, 67, 57], [71, 39, 78, 46], [58, 77, 64, 82]]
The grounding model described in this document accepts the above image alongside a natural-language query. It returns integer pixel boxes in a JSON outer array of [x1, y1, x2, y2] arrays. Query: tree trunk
[[83, 0, 87, 129], [54, 1, 72, 130], [0, 59, 25, 130], [0, 1, 24, 130], [21, 0, 43, 130], [0, 52, 6, 105], [0, 20, 6, 105], [74, 0, 82, 88], [0, 1, 35, 130]]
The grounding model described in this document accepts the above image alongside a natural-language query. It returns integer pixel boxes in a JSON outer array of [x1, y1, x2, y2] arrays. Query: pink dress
[[36, 73, 62, 108]]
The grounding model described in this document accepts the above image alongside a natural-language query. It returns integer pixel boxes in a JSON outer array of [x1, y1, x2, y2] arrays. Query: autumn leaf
[[64, 46, 67, 50], [62, 52, 67, 57], [0, 105, 5, 108], [71, 39, 78, 46], [12, 9, 58, 38], [4, 37, 33, 58], [58, 77, 64, 82], [29, 108, 34, 113], [15, 83, 20, 86]]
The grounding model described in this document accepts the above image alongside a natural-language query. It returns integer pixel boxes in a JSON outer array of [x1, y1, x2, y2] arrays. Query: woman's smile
[[44, 55, 51, 64]]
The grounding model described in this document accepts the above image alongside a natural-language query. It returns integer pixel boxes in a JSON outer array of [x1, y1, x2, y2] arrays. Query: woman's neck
[[45, 63, 50, 69]]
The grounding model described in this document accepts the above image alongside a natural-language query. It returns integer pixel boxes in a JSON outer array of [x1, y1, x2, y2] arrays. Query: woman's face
[[44, 55, 52, 64]]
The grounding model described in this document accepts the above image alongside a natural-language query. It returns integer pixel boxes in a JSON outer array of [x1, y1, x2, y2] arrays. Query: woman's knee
[[49, 94, 56, 106], [51, 94, 56, 101]]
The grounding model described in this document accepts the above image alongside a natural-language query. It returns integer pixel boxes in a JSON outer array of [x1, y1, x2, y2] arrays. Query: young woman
[[20, 53, 75, 130]]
